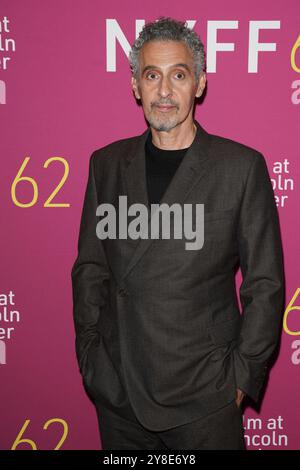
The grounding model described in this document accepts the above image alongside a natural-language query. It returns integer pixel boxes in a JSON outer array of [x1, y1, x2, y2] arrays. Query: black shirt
[[145, 132, 190, 205]]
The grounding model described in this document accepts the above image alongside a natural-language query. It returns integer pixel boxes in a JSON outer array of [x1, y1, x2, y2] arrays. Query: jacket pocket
[[204, 208, 234, 222], [192, 208, 235, 243]]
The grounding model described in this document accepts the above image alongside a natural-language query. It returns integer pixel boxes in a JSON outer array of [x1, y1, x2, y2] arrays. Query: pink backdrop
[[1, 0, 299, 450]]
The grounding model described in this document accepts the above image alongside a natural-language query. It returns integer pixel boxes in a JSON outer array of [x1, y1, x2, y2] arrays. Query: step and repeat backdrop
[[1, 0, 299, 450]]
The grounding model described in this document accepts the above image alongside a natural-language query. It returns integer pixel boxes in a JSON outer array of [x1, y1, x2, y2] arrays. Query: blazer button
[[118, 288, 127, 297]]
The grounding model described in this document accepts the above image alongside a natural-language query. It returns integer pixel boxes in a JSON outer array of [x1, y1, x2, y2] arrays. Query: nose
[[158, 75, 173, 98]]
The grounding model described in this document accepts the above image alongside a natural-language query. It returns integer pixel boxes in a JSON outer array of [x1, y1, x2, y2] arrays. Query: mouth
[[155, 105, 176, 112]]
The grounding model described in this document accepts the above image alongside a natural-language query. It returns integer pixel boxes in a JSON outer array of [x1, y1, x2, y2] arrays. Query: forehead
[[139, 40, 193, 69]]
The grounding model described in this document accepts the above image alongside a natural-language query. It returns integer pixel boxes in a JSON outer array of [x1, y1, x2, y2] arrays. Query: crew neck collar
[[145, 131, 190, 155]]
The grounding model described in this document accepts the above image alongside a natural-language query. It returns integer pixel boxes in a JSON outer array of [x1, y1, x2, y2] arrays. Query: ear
[[195, 72, 206, 98], [131, 76, 141, 100]]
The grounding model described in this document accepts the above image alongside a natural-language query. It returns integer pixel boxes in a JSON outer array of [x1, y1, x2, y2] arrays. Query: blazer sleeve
[[71, 151, 110, 376], [232, 151, 285, 402]]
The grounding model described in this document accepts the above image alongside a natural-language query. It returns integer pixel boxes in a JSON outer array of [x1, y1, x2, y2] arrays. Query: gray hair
[[128, 16, 206, 82]]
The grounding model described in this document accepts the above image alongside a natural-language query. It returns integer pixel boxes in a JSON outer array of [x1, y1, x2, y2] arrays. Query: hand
[[235, 388, 246, 408]]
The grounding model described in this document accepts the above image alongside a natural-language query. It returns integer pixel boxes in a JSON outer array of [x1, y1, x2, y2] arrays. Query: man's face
[[131, 40, 206, 132]]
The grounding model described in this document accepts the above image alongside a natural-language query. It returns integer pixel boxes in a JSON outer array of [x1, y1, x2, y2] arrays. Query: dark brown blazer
[[71, 119, 285, 431]]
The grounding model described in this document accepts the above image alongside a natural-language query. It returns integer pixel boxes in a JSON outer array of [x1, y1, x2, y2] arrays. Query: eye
[[146, 72, 158, 80], [175, 71, 185, 79]]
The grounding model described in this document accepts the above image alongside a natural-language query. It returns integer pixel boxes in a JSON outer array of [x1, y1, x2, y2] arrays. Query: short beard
[[146, 116, 178, 133]]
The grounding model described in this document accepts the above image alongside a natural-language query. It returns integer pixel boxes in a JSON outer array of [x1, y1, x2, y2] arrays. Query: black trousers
[[95, 398, 246, 450]]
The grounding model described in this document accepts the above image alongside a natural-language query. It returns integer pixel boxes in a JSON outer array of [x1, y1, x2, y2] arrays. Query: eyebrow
[[141, 63, 191, 75]]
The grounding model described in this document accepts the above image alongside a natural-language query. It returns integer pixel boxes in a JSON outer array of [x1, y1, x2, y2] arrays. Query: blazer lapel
[[122, 119, 212, 280]]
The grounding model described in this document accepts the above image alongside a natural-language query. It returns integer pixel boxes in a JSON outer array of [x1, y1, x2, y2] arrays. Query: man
[[71, 17, 285, 450]]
